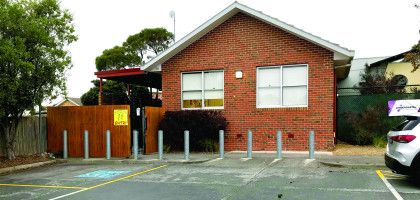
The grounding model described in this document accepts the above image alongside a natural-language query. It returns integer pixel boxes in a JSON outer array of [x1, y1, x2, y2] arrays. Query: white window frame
[[256, 64, 308, 108], [181, 70, 224, 110]]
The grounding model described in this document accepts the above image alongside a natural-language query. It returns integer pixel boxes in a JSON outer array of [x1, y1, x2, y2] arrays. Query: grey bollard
[[106, 130, 111, 160], [219, 130, 224, 159], [63, 130, 68, 159], [158, 130, 163, 160], [247, 130, 252, 159], [84, 130, 89, 159], [309, 131, 315, 159], [276, 130, 282, 159], [133, 130, 139, 160], [184, 130, 189, 160]]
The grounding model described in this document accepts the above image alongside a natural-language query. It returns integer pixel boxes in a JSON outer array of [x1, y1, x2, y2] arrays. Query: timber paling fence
[[0, 116, 47, 156]]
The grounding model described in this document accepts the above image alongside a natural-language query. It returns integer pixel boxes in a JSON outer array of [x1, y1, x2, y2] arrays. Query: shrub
[[158, 110, 227, 152], [343, 104, 402, 145], [373, 136, 387, 148]]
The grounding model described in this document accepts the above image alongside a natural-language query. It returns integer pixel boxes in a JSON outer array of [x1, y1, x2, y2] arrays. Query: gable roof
[[142, 2, 355, 72], [55, 97, 82, 106], [369, 51, 411, 68]]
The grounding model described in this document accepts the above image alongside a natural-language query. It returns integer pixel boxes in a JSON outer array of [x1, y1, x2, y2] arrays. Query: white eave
[[142, 2, 355, 72]]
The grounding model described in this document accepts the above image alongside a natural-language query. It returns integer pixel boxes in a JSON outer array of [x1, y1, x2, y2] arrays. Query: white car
[[385, 116, 420, 176]]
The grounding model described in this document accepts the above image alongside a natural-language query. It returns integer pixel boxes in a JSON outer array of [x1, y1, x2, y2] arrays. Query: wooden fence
[[47, 105, 131, 158], [0, 116, 47, 156]]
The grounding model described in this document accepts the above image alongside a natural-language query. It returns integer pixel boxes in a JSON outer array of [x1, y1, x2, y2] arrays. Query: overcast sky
[[59, 0, 420, 99]]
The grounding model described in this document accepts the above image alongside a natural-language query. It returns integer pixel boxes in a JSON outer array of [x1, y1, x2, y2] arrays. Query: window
[[257, 65, 308, 108], [182, 71, 224, 109]]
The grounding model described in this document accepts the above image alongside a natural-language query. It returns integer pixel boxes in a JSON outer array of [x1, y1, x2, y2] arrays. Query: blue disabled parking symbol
[[76, 170, 131, 179]]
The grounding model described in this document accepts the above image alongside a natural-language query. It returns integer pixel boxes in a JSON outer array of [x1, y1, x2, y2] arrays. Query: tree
[[95, 28, 173, 71], [86, 28, 172, 107], [95, 46, 140, 71], [404, 40, 420, 72], [0, 0, 77, 159], [358, 67, 407, 95], [139, 28, 174, 56]]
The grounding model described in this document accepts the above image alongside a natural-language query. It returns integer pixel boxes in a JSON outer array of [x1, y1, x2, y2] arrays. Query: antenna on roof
[[169, 10, 176, 42]]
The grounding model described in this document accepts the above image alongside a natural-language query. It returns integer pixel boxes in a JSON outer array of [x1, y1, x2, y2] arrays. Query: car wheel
[[410, 154, 420, 178]]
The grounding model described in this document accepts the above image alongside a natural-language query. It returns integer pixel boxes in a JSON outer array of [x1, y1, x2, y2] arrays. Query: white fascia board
[[142, 2, 354, 72]]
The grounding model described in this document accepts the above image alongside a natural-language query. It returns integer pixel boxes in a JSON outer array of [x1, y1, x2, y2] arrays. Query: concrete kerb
[[60, 157, 212, 165], [0, 160, 58, 175], [319, 160, 386, 168]]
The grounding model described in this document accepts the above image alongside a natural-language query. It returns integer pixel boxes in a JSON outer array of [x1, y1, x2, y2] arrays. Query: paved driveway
[[0, 156, 419, 200]]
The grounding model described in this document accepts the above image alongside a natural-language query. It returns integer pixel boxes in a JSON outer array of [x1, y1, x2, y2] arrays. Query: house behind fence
[[0, 116, 47, 156]]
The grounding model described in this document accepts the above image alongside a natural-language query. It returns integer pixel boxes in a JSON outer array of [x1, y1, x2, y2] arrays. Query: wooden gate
[[144, 106, 165, 154], [47, 105, 131, 157]]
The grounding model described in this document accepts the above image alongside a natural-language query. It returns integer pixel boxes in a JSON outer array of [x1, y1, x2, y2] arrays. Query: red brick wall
[[162, 13, 335, 151]]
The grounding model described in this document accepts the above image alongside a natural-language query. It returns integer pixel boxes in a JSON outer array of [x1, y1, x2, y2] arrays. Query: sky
[[59, 0, 420, 99]]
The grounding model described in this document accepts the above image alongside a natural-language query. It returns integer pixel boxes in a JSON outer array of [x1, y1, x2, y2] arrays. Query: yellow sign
[[114, 109, 128, 126]]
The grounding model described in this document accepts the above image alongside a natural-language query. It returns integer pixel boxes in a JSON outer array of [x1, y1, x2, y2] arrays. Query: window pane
[[257, 87, 281, 107], [283, 65, 307, 86], [182, 73, 202, 91], [204, 90, 223, 107], [182, 91, 202, 108], [282, 86, 307, 106], [204, 71, 223, 90], [258, 67, 281, 87], [183, 91, 202, 100]]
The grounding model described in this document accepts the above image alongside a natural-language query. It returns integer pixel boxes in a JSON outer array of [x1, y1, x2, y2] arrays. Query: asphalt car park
[[0, 155, 419, 200]]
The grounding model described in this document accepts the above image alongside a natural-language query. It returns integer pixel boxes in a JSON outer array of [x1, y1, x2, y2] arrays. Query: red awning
[[94, 68, 161, 89]]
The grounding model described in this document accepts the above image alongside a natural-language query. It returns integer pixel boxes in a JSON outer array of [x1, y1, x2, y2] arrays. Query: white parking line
[[269, 159, 281, 165], [376, 170, 404, 200], [303, 159, 315, 166]]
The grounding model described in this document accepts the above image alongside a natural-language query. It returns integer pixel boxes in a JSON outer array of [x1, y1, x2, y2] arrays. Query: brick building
[[142, 2, 354, 151]]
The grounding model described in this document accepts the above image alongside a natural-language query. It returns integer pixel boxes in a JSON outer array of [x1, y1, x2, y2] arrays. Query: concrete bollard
[[247, 130, 252, 159], [84, 130, 89, 159], [219, 130, 224, 159], [276, 130, 282, 159], [309, 131, 315, 159], [63, 130, 68, 159], [158, 130, 163, 160], [133, 130, 139, 160], [106, 130, 111, 160], [184, 130, 189, 161]]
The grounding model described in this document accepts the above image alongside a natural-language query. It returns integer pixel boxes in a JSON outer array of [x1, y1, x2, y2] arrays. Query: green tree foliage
[[358, 67, 407, 95], [0, 0, 77, 159], [95, 46, 140, 71], [85, 28, 172, 107], [81, 80, 129, 105], [95, 28, 173, 71]]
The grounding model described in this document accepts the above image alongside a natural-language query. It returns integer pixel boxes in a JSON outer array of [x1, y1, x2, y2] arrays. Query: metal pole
[[84, 130, 89, 159], [63, 130, 68, 159], [247, 130, 252, 159], [184, 130, 189, 161], [276, 130, 282, 159], [158, 130, 163, 160], [141, 108, 145, 155], [219, 130, 224, 159], [309, 131, 315, 159], [133, 130, 138, 160], [106, 130, 111, 160]]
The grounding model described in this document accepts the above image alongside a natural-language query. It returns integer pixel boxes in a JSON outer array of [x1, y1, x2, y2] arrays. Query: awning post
[[99, 78, 103, 105]]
